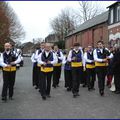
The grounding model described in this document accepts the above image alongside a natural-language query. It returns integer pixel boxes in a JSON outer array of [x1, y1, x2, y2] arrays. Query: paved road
[[0, 57, 120, 119]]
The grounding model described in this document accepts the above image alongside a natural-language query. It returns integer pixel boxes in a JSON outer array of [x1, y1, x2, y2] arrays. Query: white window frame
[[110, 9, 114, 24]]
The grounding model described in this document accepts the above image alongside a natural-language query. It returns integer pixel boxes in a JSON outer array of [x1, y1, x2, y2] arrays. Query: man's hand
[[10, 62, 15, 65], [42, 62, 46, 66], [72, 57, 76, 61], [103, 58, 108, 62], [83, 67, 86, 71], [47, 61, 51, 64], [6, 65, 11, 68]]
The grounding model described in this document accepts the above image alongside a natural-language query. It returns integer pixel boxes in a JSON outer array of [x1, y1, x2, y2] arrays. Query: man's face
[[54, 46, 58, 51], [40, 43, 45, 49], [74, 46, 79, 51], [88, 46, 92, 51], [97, 42, 103, 49], [4, 43, 11, 51], [45, 43, 51, 52]]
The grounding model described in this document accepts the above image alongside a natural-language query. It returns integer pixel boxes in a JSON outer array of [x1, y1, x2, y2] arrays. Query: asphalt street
[[0, 57, 120, 119]]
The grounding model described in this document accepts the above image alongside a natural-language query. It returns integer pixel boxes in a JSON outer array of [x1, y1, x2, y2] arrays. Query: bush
[[54, 40, 65, 49], [0, 44, 4, 52]]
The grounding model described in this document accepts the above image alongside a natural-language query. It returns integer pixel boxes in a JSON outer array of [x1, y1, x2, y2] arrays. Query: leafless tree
[[50, 8, 77, 41], [75, 1, 105, 24], [0, 2, 25, 43]]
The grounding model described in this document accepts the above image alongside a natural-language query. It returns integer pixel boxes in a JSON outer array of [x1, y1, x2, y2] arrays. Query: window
[[117, 5, 120, 22], [110, 9, 114, 24]]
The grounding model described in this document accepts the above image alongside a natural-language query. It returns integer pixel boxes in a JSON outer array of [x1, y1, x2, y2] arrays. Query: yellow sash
[[3, 66, 16, 72], [37, 64, 41, 67], [41, 67, 53, 72], [71, 62, 82, 67], [54, 63, 62, 67], [86, 64, 95, 69], [95, 62, 107, 67]]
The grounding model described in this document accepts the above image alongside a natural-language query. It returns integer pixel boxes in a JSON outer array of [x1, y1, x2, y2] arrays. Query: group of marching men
[[31, 40, 120, 100], [0, 43, 23, 102], [0, 41, 120, 102]]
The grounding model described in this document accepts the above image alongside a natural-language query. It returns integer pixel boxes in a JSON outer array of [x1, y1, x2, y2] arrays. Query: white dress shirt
[[93, 48, 113, 62], [54, 50, 64, 61], [38, 51, 58, 65], [84, 52, 94, 63], [67, 49, 85, 67], [0, 51, 21, 67]]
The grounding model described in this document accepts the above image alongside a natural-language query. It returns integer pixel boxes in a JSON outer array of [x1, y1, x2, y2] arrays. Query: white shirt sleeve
[[62, 55, 67, 64], [31, 53, 36, 63], [93, 49, 103, 62], [108, 53, 114, 59], [0, 53, 8, 67], [84, 52, 94, 63], [34, 50, 39, 60], [37, 53, 46, 65], [14, 55, 21, 64], [81, 50, 85, 67], [67, 50, 72, 62], [58, 51, 64, 61], [51, 53, 58, 65]]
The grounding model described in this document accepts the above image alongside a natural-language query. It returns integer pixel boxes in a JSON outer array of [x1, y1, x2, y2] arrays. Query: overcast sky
[[9, 1, 115, 43]]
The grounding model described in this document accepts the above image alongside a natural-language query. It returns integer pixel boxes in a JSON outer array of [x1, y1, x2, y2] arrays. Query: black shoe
[[100, 91, 104, 96], [35, 86, 38, 89], [73, 93, 78, 98], [42, 96, 46, 100], [76, 93, 80, 96], [92, 88, 95, 90], [1, 97, 7, 102], [82, 84, 86, 87], [38, 89, 41, 93], [52, 85, 56, 88], [9, 97, 14, 100], [67, 88, 71, 91], [73, 94, 77, 98], [88, 88, 91, 91], [46, 95, 51, 98], [114, 91, 120, 94]]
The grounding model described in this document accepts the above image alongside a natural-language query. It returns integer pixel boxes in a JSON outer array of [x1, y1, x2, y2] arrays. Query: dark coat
[[111, 50, 120, 74]]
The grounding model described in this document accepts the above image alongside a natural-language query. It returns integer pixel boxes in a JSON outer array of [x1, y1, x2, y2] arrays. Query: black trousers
[[2, 71, 16, 98], [32, 63, 39, 87], [82, 70, 87, 85], [96, 67, 107, 91], [114, 74, 120, 92], [72, 67, 83, 94], [53, 66, 61, 87], [86, 68, 96, 89], [40, 71, 53, 97], [64, 69, 72, 89]]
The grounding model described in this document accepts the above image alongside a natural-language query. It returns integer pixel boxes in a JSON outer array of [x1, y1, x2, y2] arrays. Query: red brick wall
[[65, 23, 108, 49]]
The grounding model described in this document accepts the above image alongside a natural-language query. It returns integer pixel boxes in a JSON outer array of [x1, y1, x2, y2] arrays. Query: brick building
[[108, 2, 120, 47], [65, 11, 109, 49]]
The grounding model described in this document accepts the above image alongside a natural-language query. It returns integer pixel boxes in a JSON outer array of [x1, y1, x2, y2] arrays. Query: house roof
[[66, 11, 108, 38], [107, 2, 119, 8]]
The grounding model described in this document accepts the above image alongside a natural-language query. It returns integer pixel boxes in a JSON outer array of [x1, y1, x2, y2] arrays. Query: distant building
[[45, 33, 59, 43], [21, 42, 34, 54], [65, 11, 108, 49], [65, 2, 120, 49], [107, 2, 120, 47]]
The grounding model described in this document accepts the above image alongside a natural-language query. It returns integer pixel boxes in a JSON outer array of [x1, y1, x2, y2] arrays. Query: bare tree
[[5, 2, 25, 42], [75, 1, 105, 24], [50, 8, 77, 41], [0, 2, 25, 43]]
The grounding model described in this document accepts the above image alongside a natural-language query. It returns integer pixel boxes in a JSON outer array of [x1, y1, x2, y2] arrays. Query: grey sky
[[9, 1, 115, 43]]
